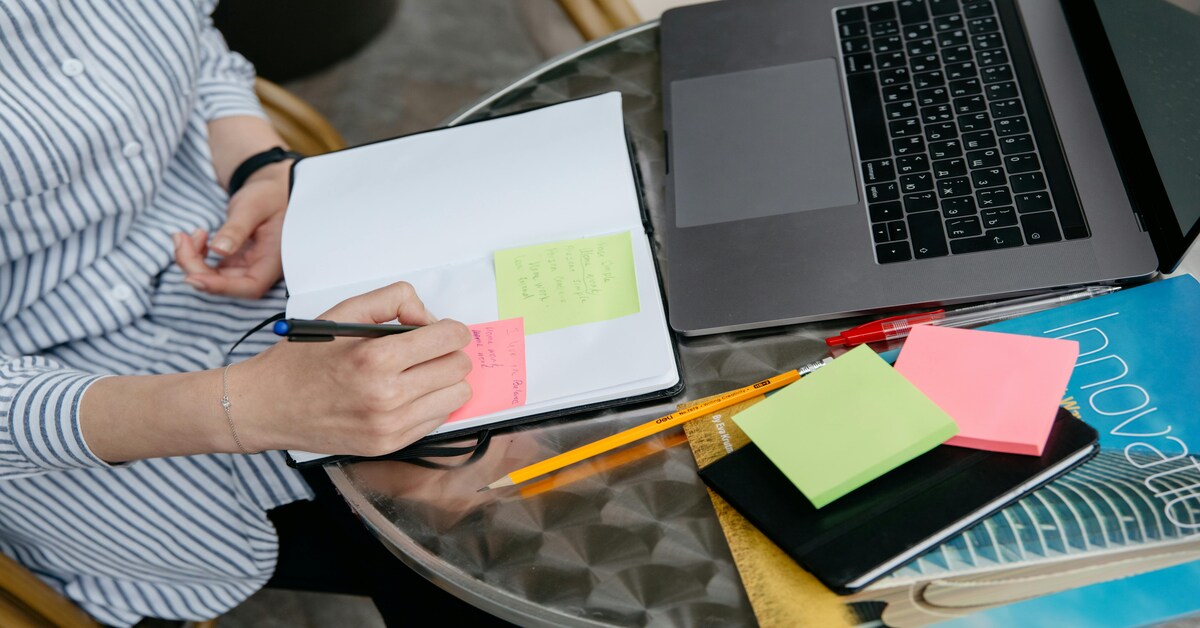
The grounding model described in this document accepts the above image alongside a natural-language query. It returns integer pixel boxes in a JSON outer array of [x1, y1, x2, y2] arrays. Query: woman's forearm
[[207, 115, 289, 190], [80, 369, 238, 463]]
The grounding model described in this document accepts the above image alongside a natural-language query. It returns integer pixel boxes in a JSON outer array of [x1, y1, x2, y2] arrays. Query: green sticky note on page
[[495, 231, 640, 334], [733, 345, 958, 508]]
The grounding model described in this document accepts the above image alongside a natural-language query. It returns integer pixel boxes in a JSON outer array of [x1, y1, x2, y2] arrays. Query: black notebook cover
[[698, 408, 1098, 594]]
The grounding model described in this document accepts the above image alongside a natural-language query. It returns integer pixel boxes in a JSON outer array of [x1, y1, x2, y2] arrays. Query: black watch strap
[[228, 146, 302, 195]]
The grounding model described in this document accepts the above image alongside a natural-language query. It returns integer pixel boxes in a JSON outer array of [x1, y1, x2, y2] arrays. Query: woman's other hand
[[173, 157, 292, 299]]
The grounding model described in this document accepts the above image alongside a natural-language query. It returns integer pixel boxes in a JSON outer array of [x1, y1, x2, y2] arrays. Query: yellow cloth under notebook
[[681, 395, 855, 628]]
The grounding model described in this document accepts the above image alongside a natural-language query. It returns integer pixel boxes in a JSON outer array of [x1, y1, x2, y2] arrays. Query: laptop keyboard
[[834, 0, 1089, 263]]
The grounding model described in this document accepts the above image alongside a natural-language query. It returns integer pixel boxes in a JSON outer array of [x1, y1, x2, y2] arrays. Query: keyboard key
[[941, 196, 977, 217], [871, 20, 901, 37], [977, 49, 1009, 66], [870, 200, 905, 222], [928, 138, 963, 159], [944, 62, 977, 81], [883, 84, 914, 103], [941, 45, 973, 64], [937, 29, 968, 47], [970, 167, 1005, 188], [949, 78, 982, 97], [904, 192, 939, 213], [968, 16, 999, 33], [946, 216, 983, 238], [893, 136, 926, 156], [876, 51, 907, 69], [846, 73, 891, 160], [900, 172, 934, 193], [990, 98, 1024, 119], [980, 206, 1017, 228], [840, 21, 869, 38], [955, 111, 984, 131], [886, 100, 919, 120], [934, 14, 964, 31], [897, 0, 930, 22], [966, 147, 1001, 168], [907, 38, 937, 56], [932, 157, 967, 177], [1020, 211, 1063, 244], [873, 35, 904, 52], [874, 222, 892, 243], [1015, 191, 1052, 213], [950, 226, 1023, 253], [867, 2, 897, 22], [913, 70, 945, 89], [910, 54, 941, 73], [845, 52, 875, 73], [938, 176, 971, 198], [1009, 171, 1046, 192], [896, 154, 930, 174], [1004, 152, 1041, 173], [972, 32, 1003, 50], [961, 129, 996, 150], [903, 23, 933, 41], [843, 37, 871, 54], [867, 181, 901, 202], [888, 220, 909, 240], [953, 95, 987, 115], [976, 187, 1012, 208], [879, 68, 910, 85], [908, 211, 950, 258], [925, 122, 957, 142], [985, 81, 1019, 100], [863, 158, 896, 183], [1000, 134, 1035, 155], [980, 64, 1014, 83], [994, 116, 1029, 136], [837, 6, 865, 23], [890, 117, 922, 137], [963, 1, 995, 19], [876, 240, 913, 263], [929, 0, 960, 16], [974, 187, 1012, 208], [917, 86, 949, 106], [921, 103, 954, 124]]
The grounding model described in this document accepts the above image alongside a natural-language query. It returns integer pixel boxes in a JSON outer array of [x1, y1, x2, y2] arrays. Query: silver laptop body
[[660, 0, 1188, 336]]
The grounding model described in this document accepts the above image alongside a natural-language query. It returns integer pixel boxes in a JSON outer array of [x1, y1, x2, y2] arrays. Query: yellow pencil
[[478, 358, 830, 491]]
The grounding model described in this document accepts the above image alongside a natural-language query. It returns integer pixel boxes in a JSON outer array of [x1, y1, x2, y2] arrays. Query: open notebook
[[279, 93, 681, 467]]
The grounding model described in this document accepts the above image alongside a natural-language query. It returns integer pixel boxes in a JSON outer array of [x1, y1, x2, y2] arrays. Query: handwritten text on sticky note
[[494, 231, 640, 334], [448, 318, 527, 423]]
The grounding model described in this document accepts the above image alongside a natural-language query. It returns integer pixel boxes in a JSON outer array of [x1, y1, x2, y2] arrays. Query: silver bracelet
[[221, 364, 253, 455]]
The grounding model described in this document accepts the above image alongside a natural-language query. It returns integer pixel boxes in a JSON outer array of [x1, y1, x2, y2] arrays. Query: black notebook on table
[[698, 408, 1098, 594]]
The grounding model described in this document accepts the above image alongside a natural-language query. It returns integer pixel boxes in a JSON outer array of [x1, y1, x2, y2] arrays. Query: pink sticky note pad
[[894, 325, 1078, 456], [447, 318, 527, 423]]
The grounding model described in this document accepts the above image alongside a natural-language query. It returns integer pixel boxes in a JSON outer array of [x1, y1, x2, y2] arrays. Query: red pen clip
[[824, 309, 946, 347]]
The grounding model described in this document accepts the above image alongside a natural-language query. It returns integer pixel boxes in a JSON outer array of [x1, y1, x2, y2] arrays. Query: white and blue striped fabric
[[1, 1, 314, 624]]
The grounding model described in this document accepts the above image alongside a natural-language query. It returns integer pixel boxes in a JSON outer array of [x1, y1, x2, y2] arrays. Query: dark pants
[[267, 466, 512, 627]]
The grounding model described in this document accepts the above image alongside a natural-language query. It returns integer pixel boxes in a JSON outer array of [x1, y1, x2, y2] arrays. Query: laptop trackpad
[[670, 59, 859, 228]]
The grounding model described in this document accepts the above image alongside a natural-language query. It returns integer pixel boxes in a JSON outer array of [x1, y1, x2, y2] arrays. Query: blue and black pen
[[273, 318, 420, 342]]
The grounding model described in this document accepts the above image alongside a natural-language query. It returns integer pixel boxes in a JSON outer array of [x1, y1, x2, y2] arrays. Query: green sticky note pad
[[495, 231, 640, 334], [732, 345, 958, 508]]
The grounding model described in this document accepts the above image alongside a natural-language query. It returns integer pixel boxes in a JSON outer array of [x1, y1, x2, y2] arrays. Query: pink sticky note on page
[[447, 318, 527, 423], [894, 325, 1079, 456]]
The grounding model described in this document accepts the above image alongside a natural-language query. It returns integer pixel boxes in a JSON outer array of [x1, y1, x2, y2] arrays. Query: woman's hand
[[173, 158, 292, 299], [234, 282, 474, 457]]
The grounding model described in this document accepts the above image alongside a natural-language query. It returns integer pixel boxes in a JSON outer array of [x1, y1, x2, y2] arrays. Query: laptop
[[660, 0, 1199, 335]]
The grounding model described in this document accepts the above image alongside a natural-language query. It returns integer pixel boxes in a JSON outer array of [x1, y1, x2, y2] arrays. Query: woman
[[0, 2, 498, 625]]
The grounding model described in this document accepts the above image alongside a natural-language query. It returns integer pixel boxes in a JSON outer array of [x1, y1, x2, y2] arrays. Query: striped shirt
[[1, 1, 313, 624]]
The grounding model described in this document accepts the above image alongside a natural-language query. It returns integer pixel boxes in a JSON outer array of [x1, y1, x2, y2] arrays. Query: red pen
[[824, 310, 945, 347]]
